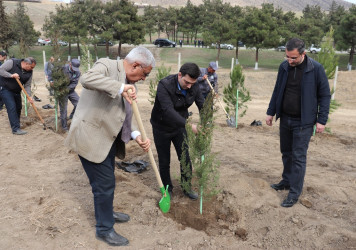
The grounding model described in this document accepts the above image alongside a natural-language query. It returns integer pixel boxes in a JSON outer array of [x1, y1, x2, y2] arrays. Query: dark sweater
[[282, 57, 307, 117]]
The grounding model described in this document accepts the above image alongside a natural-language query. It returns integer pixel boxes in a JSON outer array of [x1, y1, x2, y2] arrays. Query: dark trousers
[[279, 115, 313, 200], [152, 127, 192, 192], [0, 96, 4, 109], [59, 90, 79, 129], [0, 86, 22, 132], [79, 137, 119, 236]]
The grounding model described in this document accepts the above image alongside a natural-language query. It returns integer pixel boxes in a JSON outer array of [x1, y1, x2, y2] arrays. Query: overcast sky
[[345, 0, 356, 4]]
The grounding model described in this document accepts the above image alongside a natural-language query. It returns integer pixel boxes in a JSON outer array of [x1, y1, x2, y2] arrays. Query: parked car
[[309, 44, 321, 54], [237, 41, 244, 47], [97, 41, 113, 46], [276, 45, 286, 52], [48, 40, 68, 46], [37, 38, 51, 46], [211, 43, 235, 50], [220, 43, 234, 50], [153, 38, 176, 47]]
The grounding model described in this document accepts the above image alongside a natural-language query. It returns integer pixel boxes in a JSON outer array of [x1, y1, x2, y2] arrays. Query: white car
[[212, 43, 235, 50], [37, 38, 51, 46], [309, 45, 321, 54]]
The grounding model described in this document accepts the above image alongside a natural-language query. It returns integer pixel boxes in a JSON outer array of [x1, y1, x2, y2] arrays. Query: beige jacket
[[64, 58, 136, 163]]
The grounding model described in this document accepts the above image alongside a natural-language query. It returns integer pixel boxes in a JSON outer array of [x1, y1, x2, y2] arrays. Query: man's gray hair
[[24, 57, 37, 65], [125, 46, 155, 68]]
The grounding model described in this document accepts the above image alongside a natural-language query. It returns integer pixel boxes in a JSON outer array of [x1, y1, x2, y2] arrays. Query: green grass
[[8, 45, 115, 71], [159, 47, 353, 71], [8, 45, 353, 72]]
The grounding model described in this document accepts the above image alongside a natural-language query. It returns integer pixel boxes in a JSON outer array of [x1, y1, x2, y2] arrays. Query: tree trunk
[[77, 40, 80, 56], [94, 44, 98, 61], [118, 41, 122, 58], [69, 43, 72, 57], [349, 45, 354, 66], [149, 32, 152, 43], [217, 43, 221, 61]]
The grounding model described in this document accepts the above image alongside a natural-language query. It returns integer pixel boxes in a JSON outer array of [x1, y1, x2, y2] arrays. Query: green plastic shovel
[[128, 89, 170, 213]]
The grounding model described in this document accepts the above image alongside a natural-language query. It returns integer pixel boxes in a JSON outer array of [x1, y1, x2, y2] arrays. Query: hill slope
[[138, 0, 352, 10]]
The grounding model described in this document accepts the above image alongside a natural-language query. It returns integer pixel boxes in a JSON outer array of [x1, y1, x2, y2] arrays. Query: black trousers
[[152, 127, 192, 192], [79, 136, 119, 236], [279, 115, 313, 200]]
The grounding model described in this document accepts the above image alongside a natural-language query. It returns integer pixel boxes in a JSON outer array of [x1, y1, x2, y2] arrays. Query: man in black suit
[[150, 62, 204, 200]]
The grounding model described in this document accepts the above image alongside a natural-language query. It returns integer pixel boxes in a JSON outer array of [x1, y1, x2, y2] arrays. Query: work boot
[[12, 129, 27, 135]]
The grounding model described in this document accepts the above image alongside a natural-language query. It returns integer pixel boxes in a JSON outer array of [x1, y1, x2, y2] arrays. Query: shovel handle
[[206, 78, 230, 118], [127, 89, 164, 189], [15, 78, 46, 126]]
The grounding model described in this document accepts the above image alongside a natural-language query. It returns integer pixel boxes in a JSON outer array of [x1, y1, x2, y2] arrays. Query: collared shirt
[[177, 81, 187, 96]]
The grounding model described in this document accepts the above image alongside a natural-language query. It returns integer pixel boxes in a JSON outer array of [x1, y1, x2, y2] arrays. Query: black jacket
[[0, 59, 33, 94], [151, 74, 204, 132], [267, 56, 331, 127]]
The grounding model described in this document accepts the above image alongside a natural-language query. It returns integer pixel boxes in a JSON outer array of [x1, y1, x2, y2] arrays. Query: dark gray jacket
[[267, 56, 331, 127]]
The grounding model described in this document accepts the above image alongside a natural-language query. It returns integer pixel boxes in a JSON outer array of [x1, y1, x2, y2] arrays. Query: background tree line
[[0, 0, 355, 67]]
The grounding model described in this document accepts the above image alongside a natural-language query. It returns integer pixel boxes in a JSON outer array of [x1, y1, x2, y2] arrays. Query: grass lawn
[[159, 47, 353, 71], [8, 45, 114, 71], [7, 45, 353, 72]]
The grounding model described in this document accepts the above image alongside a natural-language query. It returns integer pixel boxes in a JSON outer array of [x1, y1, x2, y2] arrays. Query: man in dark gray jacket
[[266, 38, 330, 207]]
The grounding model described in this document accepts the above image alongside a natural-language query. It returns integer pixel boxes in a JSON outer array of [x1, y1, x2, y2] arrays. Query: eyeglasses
[[139, 65, 150, 78], [284, 54, 301, 61], [182, 77, 196, 86]]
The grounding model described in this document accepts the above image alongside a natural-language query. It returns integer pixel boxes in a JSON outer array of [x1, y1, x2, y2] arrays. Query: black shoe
[[96, 230, 129, 246], [281, 197, 298, 207], [113, 212, 130, 223], [168, 190, 173, 199], [33, 95, 42, 102], [12, 129, 27, 135], [184, 190, 198, 200], [271, 182, 290, 191]]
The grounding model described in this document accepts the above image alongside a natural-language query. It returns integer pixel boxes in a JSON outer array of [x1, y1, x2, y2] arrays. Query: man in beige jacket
[[65, 46, 154, 246]]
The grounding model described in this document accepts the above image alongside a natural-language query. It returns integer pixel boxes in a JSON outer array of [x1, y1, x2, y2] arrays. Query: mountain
[[133, 0, 353, 11]]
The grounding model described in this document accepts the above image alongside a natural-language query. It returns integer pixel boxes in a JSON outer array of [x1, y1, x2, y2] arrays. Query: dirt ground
[[1, 52, 355, 249]]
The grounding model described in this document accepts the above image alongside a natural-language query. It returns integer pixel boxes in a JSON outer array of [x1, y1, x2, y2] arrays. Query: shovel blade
[[159, 186, 171, 213], [226, 117, 236, 127]]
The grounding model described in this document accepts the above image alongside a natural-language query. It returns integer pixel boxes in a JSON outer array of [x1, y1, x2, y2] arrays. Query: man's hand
[[191, 124, 198, 134], [315, 123, 325, 133], [28, 97, 34, 104], [266, 115, 273, 126], [11, 73, 20, 79], [122, 84, 136, 104], [202, 75, 207, 80], [135, 135, 150, 152]]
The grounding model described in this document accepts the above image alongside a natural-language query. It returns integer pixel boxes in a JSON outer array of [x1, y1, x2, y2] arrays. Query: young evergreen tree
[[0, 2, 14, 52], [80, 43, 93, 72], [181, 93, 220, 214], [11, 1, 40, 57], [318, 26, 339, 79], [223, 64, 251, 120], [148, 64, 171, 105], [317, 27, 341, 133], [51, 61, 69, 106]]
